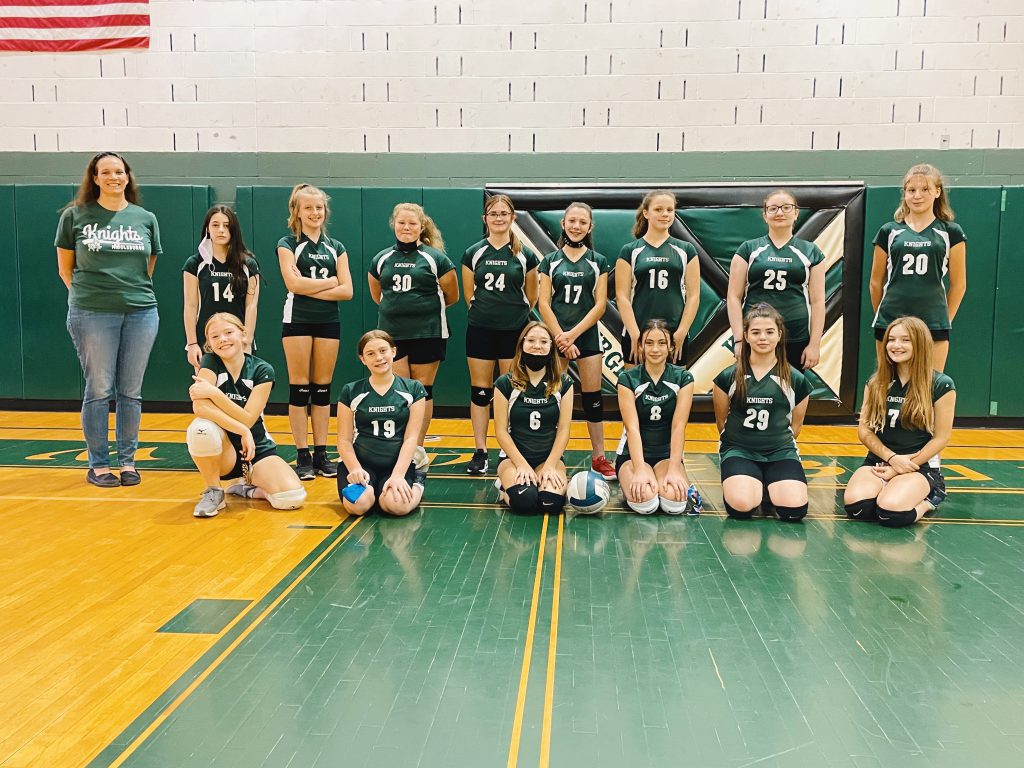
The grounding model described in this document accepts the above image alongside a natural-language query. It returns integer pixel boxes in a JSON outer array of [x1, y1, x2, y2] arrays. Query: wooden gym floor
[[1, 411, 1023, 768]]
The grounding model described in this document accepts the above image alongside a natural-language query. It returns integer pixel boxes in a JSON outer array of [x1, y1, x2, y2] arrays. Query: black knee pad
[[471, 386, 494, 407], [876, 506, 918, 528], [506, 483, 539, 514], [724, 500, 754, 520], [845, 499, 878, 521], [581, 390, 603, 423], [423, 384, 434, 401], [289, 383, 311, 407], [311, 384, 331, 406], [538, 490, 565, 514], [774, 503, 807, 522]]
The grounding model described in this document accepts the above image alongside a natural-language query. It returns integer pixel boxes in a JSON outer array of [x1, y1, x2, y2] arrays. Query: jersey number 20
[[901, 253, 928, 275]]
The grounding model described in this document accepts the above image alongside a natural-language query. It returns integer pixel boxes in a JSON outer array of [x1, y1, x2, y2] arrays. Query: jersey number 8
[[649, 405, 662, 421], [742, 408, 769, 431], [371, 419, 396, 438]]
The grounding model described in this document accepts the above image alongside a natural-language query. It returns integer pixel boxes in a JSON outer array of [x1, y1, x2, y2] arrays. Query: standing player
[[537, 201, 615, 480], [870, 163, 966, 371], [843, 317, 955, 527], [277, 184, 353, 480], [616, 321, 700, 515], [727, 190, 825, 369], [186, 313, 306, 518], [462, 194, 540, 475], [493, 322, 574, 515], [336, 331, 427, 517], [713, 304, 810, 522], [368, 203, 459, 468], [183, 204, 260, 369], [615, 190, 700, 365]]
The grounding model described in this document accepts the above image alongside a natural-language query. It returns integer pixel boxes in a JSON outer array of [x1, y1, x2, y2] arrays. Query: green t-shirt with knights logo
[[736, 236, 825, 343], [539, 248, 610, 351], [617, 236, 696, 333], [495, 373, 573, 463], [615, 363, 694, 460], [199, 352, 277, 457], [369, 242, 455, 340], [278, 232, 346, 324], [339, 375, 427, 467], [55, 202, 162, 312], [714, 364, 810, 462], [873, 371, 955, 466], [461, 239, 539, 330]]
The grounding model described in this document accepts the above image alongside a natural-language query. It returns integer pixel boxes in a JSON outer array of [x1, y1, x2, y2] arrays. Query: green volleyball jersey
[[737, 236, 824, 343], [55, 202, 162, 312], [277, 232, 347, 324], [461, 239, 539, 330], [199, 352, 276, 456], [539, 248, 610, 349], [872, 219, 966, 330], [617, 236, 696, 332], [615, 363, 694, 460], [183, 247, 260, 346], [339, 376, 426, 467], [495, 373, 573, 462], [369, 242, 455, 340], [714, 364, 810, 462], [873, 371, 955, 467]]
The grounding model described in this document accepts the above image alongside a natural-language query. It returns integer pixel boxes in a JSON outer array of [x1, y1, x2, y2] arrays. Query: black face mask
[[395, 239, 419, 253], [561, 228, 587, 249], [521, 351, 550, 371]]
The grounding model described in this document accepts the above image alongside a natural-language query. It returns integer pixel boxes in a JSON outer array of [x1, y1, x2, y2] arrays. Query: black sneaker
[[313, 450, 337, 478], [466, 449, 488, 475], [295, 451, 315, 481], [925, 470, 947, 511]]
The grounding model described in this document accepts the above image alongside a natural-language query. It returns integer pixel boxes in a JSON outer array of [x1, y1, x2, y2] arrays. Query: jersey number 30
[[392, 274, 413, 292]]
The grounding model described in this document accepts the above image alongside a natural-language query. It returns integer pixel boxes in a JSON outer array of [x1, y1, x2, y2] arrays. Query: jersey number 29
[[743, 408, 769, 431]]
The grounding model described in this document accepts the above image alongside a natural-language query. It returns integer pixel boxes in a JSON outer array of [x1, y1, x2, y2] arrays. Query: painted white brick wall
[[0, 0, 1020, 153]]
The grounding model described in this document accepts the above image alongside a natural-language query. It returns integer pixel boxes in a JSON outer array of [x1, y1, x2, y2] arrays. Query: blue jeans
[[67, 305, 159, 469]]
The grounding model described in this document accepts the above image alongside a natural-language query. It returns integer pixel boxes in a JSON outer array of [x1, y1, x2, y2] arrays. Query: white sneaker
[[193, 487, 226, 518], [413, 446, 430, 470]]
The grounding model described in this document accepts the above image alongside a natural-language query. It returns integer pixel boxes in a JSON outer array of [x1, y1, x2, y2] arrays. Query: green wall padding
[[0, 186, 23, 398], [989, 187, 1023, 417]]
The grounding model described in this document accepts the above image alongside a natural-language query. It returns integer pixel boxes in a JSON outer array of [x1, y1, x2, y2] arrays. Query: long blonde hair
[[390, 202, 445, 253], [287, 183, 330, 237], [862, 316, 936, 434], [484, 194, 522, 256], [894, 164, 955, 222], [733, 303, 790, 406], [632, 189, 676, 238], [509, 321, 563, 398]]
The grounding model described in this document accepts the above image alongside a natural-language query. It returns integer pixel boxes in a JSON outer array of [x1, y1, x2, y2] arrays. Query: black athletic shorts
[[337, 459, 416, 503], [558, 344, 601, 360], [863, 453, 945, 497], [222, 446, 278, 481], [282, 321, 341, 339], [785, 340, 807, 370], [620, 328, 688, 366], [873, 327, 949, 342], [466, 323, 523, 360], [615, 452, 671, 474], [394, 336, 447, 365], [720, 456, 806, 485]]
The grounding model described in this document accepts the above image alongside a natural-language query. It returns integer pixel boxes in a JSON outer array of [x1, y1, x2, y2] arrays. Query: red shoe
[[591, 455, 616, 481]]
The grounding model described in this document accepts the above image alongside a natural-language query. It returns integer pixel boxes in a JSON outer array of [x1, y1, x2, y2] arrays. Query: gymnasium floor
[[1, 412, 1023, 768]]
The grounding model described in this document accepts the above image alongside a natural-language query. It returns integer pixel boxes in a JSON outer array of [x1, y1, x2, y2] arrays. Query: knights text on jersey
[[737, 236, 824, 343], [617, 236, 696, 332], [369, 243, 455, 340], [183, 250, 260, 345], [461, 239, 539, 330], [278, 232, 346, 324], [615, 363, 694, 460], [495, 373, 573, 462], [339, 376, 427, 467], [714, 364, 810, 462], [198, 352, 276, 456]]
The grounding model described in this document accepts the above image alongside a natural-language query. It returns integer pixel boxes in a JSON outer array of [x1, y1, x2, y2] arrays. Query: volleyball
[[567, 470, 611, 515]]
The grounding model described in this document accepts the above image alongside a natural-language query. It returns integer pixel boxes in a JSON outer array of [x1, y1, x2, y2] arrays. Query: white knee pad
[[626, 495, 660, 515], [266, 487, 307, 510], [186, 418, 225, 457], [659, 496, 687, 515]]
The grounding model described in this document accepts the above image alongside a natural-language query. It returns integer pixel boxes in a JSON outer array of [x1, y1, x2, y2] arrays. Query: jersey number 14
[[212, 283, 235, 303]]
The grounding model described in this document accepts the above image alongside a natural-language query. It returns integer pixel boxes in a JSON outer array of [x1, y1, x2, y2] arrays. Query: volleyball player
[[843, 317, 955, 527], [713, 304, 810, 522], [493, 322, 574, 515], [870, 163, 966, 372], [183, 204, 260, 369], [336, 331, 427, 517], [727, 190, 825, 369], [462, 194, 539, 475], [616, 320, 701, 515], [186, 313, 306, 518], [368, 203, 459, 469], [277, 184, 353, 480], [537, 201, 615, 479], [615, 190, 700, 365]]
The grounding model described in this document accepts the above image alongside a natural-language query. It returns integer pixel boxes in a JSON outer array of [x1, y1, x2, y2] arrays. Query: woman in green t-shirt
[[55, 152, 161, 488]]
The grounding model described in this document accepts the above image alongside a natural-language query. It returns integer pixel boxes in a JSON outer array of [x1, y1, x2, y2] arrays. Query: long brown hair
[[632, 189, 676, 238], [72, 151, 140, 208], [862, 317, 936, 434], [733, 303, 790, 406], [509, 321, 563, 398], [894, 163, 955, 222], [484, 194, 522, 256], [287, 183, 330, 237], [556, 201, 594, 249], [199, 204, 254, 296], [390, 202, 445, 253]]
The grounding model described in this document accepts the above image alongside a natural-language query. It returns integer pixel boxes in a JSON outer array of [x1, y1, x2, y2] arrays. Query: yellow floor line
[[539, 514, 565, 768]]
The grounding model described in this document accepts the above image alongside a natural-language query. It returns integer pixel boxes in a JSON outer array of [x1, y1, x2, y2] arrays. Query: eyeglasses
[[486, 211, 512, 219], [765, 204, 796, 215]]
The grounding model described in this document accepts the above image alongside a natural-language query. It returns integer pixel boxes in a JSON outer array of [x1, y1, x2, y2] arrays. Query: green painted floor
[[79, 451, 1024, 768]]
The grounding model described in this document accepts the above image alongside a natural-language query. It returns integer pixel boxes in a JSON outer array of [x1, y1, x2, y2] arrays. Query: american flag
[[0, 0, 150, 53]]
